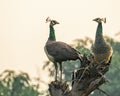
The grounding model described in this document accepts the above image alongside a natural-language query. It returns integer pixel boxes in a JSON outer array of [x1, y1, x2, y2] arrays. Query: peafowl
[[92, 18, 113, 64], [44, 17, 82, 81]]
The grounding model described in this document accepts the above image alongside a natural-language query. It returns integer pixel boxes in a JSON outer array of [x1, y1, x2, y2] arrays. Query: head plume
[[46, 17, 51, 23], [46, 17, 59, 26]]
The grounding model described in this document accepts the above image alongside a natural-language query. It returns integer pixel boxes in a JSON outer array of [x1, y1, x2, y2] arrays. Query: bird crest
[[101, 18, 106, 23], [46, 17, 59, 26], [46, 17, 51, 23]]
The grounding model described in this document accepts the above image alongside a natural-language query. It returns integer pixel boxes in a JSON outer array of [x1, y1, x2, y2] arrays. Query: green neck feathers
[[48, 25, 56, 41], [95, 23, 104, 43]]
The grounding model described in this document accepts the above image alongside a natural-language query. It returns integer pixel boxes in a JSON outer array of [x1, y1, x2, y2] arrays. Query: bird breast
[[92, 45, 113, 64], [44, 46, 55, 62]]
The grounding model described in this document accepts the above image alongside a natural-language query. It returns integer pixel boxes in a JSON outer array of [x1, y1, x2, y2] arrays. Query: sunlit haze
[[0, 0, 120, 89]]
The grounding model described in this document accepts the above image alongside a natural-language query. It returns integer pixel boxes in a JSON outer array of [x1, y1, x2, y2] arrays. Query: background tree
[[43, 36, 120, 96], [0, 35, 119, 96], [0, 70, 40, 96]]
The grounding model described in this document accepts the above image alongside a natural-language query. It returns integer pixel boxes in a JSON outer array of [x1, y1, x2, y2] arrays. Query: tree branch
[[48, 55, 112, 96]]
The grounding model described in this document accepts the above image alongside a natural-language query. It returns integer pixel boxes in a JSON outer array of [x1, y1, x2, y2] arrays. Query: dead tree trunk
[[48, 55, 112, 96]]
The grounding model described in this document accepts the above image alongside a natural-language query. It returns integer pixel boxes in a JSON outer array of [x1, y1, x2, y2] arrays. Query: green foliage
[[0, 70, 40, 96], [73, 37, 93, 55]]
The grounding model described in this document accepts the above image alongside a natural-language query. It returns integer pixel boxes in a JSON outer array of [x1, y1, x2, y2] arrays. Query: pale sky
[[0, 0, 120, 89]]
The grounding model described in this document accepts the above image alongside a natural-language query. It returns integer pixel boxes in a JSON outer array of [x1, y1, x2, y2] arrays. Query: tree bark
[[48, 55, 111, 96]]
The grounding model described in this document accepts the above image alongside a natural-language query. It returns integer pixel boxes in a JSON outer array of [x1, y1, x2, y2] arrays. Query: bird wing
[[45, 41, 79, 62]]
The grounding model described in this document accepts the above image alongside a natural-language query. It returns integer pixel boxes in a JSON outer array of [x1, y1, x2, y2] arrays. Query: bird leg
[[59, 62, 62, 81], [54, 62, 58, 81]]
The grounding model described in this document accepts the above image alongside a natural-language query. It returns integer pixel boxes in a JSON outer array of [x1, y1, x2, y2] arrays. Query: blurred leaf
[[0, 70, 40, 96]]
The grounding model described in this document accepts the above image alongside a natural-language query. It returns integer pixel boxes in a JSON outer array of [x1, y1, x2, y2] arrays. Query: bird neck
[[48, 25, 56, 41], [95, 23, 104, 43]]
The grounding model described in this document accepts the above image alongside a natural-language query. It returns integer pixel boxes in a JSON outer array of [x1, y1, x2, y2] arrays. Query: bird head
[[93, 18, 106, 23], [46, 17, 59, 26], [50, 20, 59, 26]]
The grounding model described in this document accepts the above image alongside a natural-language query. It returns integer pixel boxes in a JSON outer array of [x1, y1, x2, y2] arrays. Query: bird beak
[[101, 18, 106, 23], [56, 21, 60, 24], [93, 18, 96, 21]]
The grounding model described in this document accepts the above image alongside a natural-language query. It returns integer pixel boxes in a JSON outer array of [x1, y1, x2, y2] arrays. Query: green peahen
[[44, 17, 82, 81], [92, 18, 113, 64]]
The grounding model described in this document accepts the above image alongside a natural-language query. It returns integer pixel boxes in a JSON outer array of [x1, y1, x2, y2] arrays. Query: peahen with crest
[[44, 17, 82, 81], [92, 17, 113, 64]]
